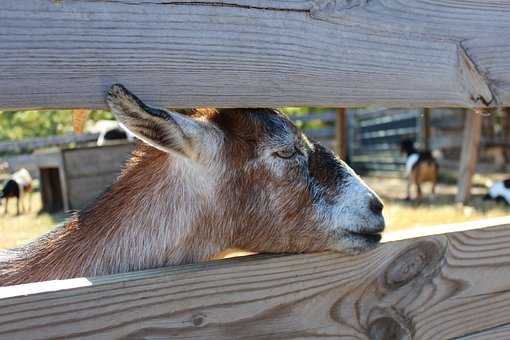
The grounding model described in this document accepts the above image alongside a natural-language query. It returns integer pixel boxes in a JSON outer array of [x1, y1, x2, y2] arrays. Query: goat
[[92, 120, 135, 146], [0, 84, 385, 286], [0, 168, 32, 215], [485, 178, 510, 204], [400, 139, 439, 201]]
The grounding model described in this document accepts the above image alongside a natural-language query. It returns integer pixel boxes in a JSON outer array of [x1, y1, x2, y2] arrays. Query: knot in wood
[[384, 240, 442, 289], [368, 317, 409, 340], [191, 313, 206, 327]]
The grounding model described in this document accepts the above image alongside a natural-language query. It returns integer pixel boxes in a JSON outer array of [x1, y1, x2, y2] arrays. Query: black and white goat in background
[[0, 168, 33, 215], [485, 178, 510, 204], [400, 139, 439, 201]]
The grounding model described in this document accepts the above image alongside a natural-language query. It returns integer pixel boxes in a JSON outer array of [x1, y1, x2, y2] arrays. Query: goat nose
[[369, 196, 384, 214]]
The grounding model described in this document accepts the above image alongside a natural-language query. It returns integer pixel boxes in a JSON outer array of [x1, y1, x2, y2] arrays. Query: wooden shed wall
[[62, 142, 135, 209]]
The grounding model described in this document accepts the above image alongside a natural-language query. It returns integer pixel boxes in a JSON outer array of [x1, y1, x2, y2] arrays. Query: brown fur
[[0, 140, 328, 285], [0, 85, 385, 286], [409, 161, 439, 200]]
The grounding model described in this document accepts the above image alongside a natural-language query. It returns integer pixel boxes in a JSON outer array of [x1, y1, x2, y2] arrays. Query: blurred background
[[1, 107, 509, 250]]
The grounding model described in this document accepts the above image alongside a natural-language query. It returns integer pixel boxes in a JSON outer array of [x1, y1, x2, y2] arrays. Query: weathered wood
[[67, 174, 120, 210], [62, 143, 134, 179], [2, 218, 510, 339], [0, 134, 98, 154], [420, 108, 431, 150], [335, 108, 348, 160], [39, 167, 64, 213], [456, 110, 483, 203], [61, 143, 135, 209], [1, 0, 510, 110]]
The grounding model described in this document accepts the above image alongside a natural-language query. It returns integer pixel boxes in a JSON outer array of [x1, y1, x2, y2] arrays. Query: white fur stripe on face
[[317, 174, 383, 235]]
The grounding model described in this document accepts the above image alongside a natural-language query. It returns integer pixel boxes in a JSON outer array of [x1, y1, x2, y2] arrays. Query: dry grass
[[0, 192, 67, 249], [0, 176, 509, 250], [364, 177, 510, 232]]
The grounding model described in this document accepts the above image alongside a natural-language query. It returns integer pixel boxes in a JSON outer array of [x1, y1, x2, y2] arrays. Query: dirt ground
[[364, 176, 510, 232], [0, 192, 67, 249]]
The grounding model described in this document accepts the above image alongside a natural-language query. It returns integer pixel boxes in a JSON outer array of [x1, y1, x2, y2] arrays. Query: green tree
[[0, 110, 113, 141]]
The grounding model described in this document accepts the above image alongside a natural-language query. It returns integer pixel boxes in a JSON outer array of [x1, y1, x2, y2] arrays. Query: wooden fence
[[348, 108, 422, 173], [290, 108, 510, 174], [1, 217, 510, 339], [61, 142, 135, 210], [2, 0, 510, 110], [0, 133, 99, 155], [1, 0, 510, 338]]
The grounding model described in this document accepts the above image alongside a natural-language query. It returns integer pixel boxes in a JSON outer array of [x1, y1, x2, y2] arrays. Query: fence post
[[335, 108, 349, 161], [72, 109, 90, 134], [420, 108, 431, 150], [456, 109, 483, 203]]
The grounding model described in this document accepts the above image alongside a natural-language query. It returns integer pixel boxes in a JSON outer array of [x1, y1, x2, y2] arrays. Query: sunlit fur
[[0, 85, 385, 286]]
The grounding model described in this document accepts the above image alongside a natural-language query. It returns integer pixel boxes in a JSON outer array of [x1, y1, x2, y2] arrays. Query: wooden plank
[[455, 109, 483, 203], [62, 143, 134, 179], [39, 168, 64, 213], [67, 172, 122, 209], [335, 108, 348, 160], [62, 143, 134, 208], [2, 219, 510, 339], [1, 1, 509, 110], [0, 134, 98, 154]]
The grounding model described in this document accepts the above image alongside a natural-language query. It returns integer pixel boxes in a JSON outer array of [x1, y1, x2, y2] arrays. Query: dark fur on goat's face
[[107, 85, 385, 255], [209, 109, 385, 254]]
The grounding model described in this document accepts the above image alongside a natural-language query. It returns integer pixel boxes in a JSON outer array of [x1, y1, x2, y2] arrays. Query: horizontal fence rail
[[0, 133, 99, 155], [1, 217, 510, 339], [1, 0, 510, 110], [349, 108, 420, 173]]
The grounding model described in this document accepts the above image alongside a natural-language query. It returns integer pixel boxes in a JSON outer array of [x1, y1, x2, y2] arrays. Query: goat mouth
[[348, 231, 382, 243]]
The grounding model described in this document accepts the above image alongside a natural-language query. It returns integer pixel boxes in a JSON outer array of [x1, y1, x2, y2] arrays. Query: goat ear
[[106, 84, 205, 156]]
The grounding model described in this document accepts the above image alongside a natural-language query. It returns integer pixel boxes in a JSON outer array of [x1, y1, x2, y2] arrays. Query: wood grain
[[1, 220, 510, 339], [62, 143, 135, 209], [1, 0, 510, 110], [335, 108, 348, 160], [456, 110, 483, 203]]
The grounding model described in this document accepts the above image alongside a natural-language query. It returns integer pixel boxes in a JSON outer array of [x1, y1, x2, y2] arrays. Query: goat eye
[[274, 147, 297, 159]]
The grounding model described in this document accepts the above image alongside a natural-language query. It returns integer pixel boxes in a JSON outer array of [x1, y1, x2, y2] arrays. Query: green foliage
[[0, 110, 114, 141], [280, 107, 334, 130], [88, 110, 115, 121], [280, 107, 331, 116], [0, 107, 343, 141]]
